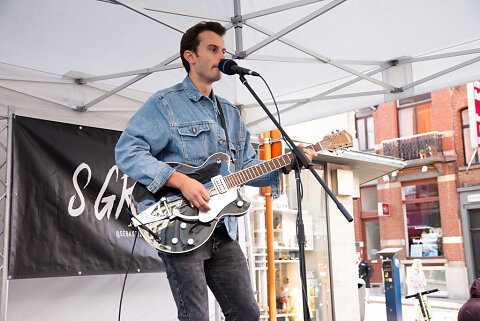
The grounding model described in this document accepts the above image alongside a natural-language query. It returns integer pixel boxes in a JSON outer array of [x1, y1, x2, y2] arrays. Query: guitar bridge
[[211, 175, 228, 194]]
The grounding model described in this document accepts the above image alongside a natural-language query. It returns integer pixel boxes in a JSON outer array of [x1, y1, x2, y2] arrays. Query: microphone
[[218, 59, 260, 76]]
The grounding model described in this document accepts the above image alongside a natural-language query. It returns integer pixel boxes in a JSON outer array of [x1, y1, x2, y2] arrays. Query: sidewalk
[[369, 294, 464, 311]]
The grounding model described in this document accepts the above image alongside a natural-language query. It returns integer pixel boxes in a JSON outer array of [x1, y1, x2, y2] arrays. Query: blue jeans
[[158, 225, 260, 321]]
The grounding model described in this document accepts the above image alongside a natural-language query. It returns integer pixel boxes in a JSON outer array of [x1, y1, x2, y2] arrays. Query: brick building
[[353, 84, 480, 300]]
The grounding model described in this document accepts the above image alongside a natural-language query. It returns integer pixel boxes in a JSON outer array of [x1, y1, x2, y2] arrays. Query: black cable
[[118, 229, 139, 321], [259, 75, 281, 125], [259, 75, 294, 150]]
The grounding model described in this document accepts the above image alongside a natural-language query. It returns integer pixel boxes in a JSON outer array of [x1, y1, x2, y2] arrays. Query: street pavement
[[363, 295, 463, 321]]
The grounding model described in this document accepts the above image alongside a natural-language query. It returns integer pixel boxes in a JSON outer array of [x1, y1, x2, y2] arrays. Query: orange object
[[261, 131, 276, 321], [260, 129, 284, 195]]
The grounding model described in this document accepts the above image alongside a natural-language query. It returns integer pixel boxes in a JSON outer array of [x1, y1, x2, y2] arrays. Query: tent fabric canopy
[[1, 0, 480, 133]]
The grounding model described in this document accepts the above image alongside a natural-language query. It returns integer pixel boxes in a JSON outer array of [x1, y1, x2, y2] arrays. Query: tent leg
[[0, 108, 14, 321], [233, 0, 245, 58]]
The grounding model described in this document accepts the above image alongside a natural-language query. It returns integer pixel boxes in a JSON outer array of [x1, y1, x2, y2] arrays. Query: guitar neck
[[224, 141, 324, 189]]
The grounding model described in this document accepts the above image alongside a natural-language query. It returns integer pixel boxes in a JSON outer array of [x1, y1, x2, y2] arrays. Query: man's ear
[[183, 50, 196, 66]]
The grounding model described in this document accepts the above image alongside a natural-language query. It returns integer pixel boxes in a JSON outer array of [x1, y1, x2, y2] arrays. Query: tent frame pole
[[79, 63, 183, 84], [244, 20, 397, 91], [242, 0, 323, 20], [233, 0, 244, 58], [138, 3, 230, 21], [242, 63, 392, 109], [245, 54, 385, 65], [399, 48, 480, 64], [75, 53, 179, 111], [401, 55, 480, 91], [244, 0, 347, 56], [0, 109, 14, 321], [246, 63, 393, 127]]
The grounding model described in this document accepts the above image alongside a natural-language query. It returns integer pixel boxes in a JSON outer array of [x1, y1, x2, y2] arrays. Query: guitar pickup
[[211, 175, 228, 194]]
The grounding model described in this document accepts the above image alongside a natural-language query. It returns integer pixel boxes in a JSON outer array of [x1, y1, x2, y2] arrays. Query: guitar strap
[[215, 97, 236, 163]]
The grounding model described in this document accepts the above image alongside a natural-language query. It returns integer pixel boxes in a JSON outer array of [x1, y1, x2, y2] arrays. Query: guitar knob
[[236, 200, 244, 208], [172, 238, 178, 244], [187, 238, 194, 245], [180, 222, 187, 229]]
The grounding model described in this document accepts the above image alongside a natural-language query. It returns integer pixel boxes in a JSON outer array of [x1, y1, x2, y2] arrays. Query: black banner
[[10, 116, 163, 279]]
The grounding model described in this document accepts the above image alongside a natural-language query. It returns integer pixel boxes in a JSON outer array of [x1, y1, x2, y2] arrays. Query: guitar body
[[129, 153, 251, 254]]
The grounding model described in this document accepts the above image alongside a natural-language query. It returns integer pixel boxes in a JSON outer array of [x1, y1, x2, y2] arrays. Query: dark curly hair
[[180, 21, 226, 73], [471, 278, 480, 298]]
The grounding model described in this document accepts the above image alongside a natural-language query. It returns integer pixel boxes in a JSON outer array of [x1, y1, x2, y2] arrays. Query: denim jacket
[[115, 76, 281, 239]]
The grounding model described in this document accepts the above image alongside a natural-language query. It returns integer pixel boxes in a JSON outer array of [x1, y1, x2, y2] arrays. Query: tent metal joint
[[391, 87, 403, 94], [75, 78, 85, 85], [390, 59, 399, 66], [231, 14, 243, 26], [234, 51, 247, 59], [75, 105, 88, 112]]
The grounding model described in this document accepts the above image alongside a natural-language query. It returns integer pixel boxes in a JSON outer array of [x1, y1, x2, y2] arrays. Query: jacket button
[[219, 140, 223, 145]]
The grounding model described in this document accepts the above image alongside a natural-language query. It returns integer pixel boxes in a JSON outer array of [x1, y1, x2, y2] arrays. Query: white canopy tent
[[1, 0, 480, 134], [0, 1, 479, 320]]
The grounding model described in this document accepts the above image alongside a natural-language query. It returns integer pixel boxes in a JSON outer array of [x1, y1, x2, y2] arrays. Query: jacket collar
[[182, 76, 216, 102]]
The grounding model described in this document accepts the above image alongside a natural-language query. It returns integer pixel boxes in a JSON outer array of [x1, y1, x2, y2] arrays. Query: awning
[[316, 150, 406, 184]]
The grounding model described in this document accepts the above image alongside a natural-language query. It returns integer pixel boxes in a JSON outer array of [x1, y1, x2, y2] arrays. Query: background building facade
[[353, 84, 479, 300]]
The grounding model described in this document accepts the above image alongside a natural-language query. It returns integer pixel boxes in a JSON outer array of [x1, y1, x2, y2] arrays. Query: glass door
[[246, 166, 332, 320], [362, 218, 381, 284]]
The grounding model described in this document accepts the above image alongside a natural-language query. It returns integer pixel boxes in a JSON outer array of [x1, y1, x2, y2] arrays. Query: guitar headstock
[[321, 130, 353, 152]]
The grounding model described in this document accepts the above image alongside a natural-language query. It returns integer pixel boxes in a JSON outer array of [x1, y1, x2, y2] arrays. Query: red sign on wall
[[382, 203, 390, 216], [378, 202, 390, 216], [468, 81, 480, 149]]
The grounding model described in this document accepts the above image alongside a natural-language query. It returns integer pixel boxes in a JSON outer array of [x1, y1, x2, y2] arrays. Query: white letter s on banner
[[68, 163, 92, 217]]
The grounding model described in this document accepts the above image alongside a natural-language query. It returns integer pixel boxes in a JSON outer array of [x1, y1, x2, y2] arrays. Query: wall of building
[[354, 85, 475, 300], [328, 164, 360, 321]]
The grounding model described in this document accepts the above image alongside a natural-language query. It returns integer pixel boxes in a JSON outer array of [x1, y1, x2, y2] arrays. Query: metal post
[[261, 133, 277, 321], [0, 108, 14, 321], [324, 163, 336, 321], [232, 0, 244, 59]]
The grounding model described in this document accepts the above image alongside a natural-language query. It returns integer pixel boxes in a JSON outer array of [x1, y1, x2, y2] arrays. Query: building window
[[398, 93, 433, 137], [356, 110, 375, 151], [360, 186, 378, 212], [364, 220, 380, 260], [360, 187, 380, 260], [402, 179, 443, 257], [461, 108, 479, 165]]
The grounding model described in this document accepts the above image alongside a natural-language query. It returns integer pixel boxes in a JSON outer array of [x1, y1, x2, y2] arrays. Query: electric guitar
[[129, 130, 353, 254]]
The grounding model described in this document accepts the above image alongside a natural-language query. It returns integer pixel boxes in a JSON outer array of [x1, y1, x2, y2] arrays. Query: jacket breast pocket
[[177, 123, 211, 165], [228, 141, 245, 172]]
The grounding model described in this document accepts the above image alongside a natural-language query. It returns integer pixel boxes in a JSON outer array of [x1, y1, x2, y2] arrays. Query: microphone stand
[[238, 74, 353, 321]]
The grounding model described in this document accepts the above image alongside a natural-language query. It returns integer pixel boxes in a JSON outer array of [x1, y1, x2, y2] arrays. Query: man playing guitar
[[115, 21, 316, 321]]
